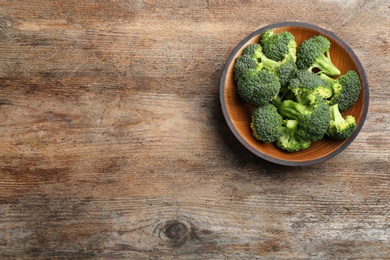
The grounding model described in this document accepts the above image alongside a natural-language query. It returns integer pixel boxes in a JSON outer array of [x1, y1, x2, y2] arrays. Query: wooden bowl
[[220, 22, 369, 166]]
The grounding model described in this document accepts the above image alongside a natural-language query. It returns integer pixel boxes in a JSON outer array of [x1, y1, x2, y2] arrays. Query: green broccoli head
[[321, 70, 362, 113], [235, 43, 297, 88], [233, 54, 261, 81], [246, 43, 295, 71], [234, 44, 279, 79], [242, 43, 280, 71], [260, 30, 297, 62], [326, 103, 356, 140], [236, 69, 281, 107], [289, 70, 333, 103], [251, 103, 285, 143], [296, 35, 341, 76], [279, 95, 331, 142], [275, 119, 312, 152], [242, 43, 263, 60]]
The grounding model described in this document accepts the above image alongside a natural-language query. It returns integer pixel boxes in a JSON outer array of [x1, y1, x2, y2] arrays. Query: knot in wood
[[156, 218, 194, 247], [165, 222, 188, 240], [163, 220, 189, 247]]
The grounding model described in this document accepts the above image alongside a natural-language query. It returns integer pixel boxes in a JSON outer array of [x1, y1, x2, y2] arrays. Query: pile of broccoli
[[234, 30, 362, 152]]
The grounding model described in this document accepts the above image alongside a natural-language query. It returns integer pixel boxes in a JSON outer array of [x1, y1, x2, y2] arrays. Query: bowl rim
[[220, 21, 369, 166]]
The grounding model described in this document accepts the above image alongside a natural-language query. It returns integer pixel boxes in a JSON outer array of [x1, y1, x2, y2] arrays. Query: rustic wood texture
[[0, 0, 389, 258]]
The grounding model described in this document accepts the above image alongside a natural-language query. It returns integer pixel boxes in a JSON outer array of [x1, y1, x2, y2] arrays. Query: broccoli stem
[[310, 53, 340, 76], [320, 73, 343, 96], [271, 95, 282, 111], [319, 73, 334, 83], [279, 100, 307, 120], [329, 103, 345, 125], [271, 87, 292, 113], [278, 120, 297, 144], [286, 119, 299, 130], [261, 54, 280, 71], [276, 119, 310, 153]]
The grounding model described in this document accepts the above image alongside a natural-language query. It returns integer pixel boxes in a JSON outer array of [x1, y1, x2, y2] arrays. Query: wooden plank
[[0, 0, 389, 258]]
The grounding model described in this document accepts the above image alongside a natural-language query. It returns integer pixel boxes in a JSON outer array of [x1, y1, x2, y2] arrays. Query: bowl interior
[[221, 23, 368, 166]]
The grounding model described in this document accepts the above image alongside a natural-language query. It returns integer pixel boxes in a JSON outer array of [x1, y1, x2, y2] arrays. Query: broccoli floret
[[326, 103, 356, 140], [234, 44, 279, 81], [237, 69, 281, 106], [235, 43, 297, 89], [242, 43, 263, 60], [259, 30, 298, 86], [275, 55, 298, 87], [260, 29, 297, 62], [233, 54, 261, 81], [296, 35, 341, 76], [234, 44, 282, 106], [289, 70, 333, 102], [278, 94, 331, 142], [251, 103, 284, 143], [241, 43, 280, 71], [320, 70, 362, 113], [276, 119, 312, 152]]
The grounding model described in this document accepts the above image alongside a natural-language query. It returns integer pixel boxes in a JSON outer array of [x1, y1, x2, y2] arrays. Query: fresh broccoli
[[260, 29, 297, 62], [296, 35, 341, 76], [242, 43, 263, 59], [326, 103, 356, 140], [233, 54, 262, 81], [289, 70, 333, 102], [236, 68, 281, 106], [240, 43, 280, 71], [235, 43, 297, 87], [234, 44, 279, 81], [320, 70, 362, 113], [275, 55, 298, 87], [234, 44, 284, 106], [251, 103, 284, 143], [259, 30, 298, 86], [278, 94, 331, 142], [232, 30, 361, 152], [276, 119, 312, 152]]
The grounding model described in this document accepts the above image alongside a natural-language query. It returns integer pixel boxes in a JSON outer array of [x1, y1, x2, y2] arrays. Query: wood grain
[[0, 0, 389, 259]]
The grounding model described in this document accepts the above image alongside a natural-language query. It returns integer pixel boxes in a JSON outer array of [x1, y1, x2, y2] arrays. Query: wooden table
[[1, 1, 389, 258]]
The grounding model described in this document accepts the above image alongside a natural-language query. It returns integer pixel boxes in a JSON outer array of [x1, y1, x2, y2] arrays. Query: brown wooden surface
[[0, 1, 389, 259]]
